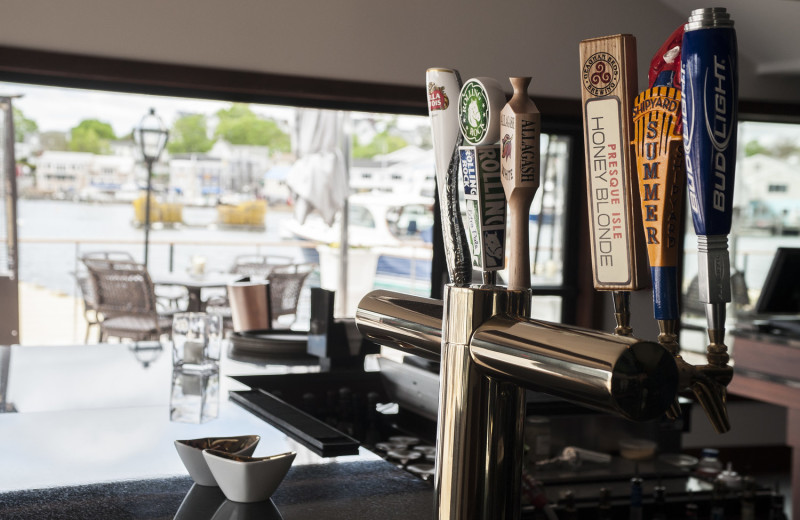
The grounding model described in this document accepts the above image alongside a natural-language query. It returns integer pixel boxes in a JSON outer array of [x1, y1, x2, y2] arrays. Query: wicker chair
[[81, 251, 187, 311], [230, 254, 294, 279], [73, 272, 100, 343], [84, 260, 174, 342], [267, 263, 315, 327]]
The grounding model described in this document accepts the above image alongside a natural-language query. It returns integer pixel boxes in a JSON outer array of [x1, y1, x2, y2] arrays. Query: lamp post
[[135, 108, 169, 269]]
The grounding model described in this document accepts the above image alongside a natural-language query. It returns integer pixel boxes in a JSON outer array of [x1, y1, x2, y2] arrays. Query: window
[[680, 120, 800, 352], [3, 51, 583, 343]]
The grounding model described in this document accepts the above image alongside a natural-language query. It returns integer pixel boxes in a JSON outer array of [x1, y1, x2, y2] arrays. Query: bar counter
[[0, 342, 433, 519]]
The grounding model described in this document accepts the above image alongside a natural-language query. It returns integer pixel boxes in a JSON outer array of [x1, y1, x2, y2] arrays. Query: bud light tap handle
[[680, 8, 738, 362]]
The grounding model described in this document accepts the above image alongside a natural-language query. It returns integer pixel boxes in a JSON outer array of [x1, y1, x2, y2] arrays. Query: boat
[[281, 192, 435, 302], [217, 199, 267, 229], [132, 194, 183, 228]]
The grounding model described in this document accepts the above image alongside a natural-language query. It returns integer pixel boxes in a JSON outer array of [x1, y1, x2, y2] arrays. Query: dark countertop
[[0, 343, 434, 519]]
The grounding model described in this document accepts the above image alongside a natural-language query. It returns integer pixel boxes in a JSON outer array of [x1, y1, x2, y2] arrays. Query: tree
[[744, 139, 768, 157], [352, 130, 408, 159], [12, 107, 38, 143], [39, 131, 69, 151], [69, 119, 116, 154], [168, 113, 215, 154], [214, 103, 290, 152]]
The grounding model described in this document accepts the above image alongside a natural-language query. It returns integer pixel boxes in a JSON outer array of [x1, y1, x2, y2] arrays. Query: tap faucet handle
[[460, 145, 506, 285], [579, 35, 650, 334], [631, 83, 685, 353], [680, 8, 738, 367], [427, 68, 471, 286], [499, 77, 540, 290]]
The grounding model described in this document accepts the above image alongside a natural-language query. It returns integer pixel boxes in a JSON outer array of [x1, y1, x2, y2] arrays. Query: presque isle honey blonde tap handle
[[579, 35, 649, 335], [499, 77, 540, 291]]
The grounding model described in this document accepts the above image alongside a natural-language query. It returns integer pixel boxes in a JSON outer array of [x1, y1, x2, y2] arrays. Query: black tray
[[230, 329, 308, 355]]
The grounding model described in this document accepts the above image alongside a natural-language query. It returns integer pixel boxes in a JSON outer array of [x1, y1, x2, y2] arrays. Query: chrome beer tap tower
[[356, 11, 736, 519]]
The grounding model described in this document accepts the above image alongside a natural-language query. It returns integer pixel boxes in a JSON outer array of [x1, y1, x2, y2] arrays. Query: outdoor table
[[151, 271, 242, 312]]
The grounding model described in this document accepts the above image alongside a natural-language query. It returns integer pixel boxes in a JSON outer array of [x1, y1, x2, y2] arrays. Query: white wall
[[1, 0, 800, 104]]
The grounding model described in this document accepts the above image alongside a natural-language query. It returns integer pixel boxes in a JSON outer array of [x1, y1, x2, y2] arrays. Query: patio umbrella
[[286, 109, 349, 314], [287, 110, 348, 226]]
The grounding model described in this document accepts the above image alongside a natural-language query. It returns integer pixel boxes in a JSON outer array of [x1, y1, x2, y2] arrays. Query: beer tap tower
[[355, 11, 736, 517]]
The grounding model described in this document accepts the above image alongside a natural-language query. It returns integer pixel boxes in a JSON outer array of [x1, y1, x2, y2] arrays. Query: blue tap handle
[[680, 7, 738, 355], [681, 12, 738, 237]]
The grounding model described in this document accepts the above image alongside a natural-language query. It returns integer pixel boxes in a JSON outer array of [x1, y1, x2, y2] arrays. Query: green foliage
[[352, 130, 408, 159], [12, 107, 38, 143], [167, 113, 215, 154], [214, 103, 290, 152], [39, 131, 69, 151], [745, 138, 800, 159], [69, 119, 116, 154], [744, 140, 768, 157]]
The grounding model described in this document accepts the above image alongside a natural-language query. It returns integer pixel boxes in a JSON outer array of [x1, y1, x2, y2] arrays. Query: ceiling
[[0, 1, 799, 108], [659, 0, 800, 76]]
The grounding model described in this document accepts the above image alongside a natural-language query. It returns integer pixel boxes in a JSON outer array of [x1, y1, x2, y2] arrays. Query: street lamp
[[135, 108, 169, 269]]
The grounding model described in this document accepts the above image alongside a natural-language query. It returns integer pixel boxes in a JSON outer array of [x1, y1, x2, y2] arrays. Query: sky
[[0, 81, 428, 141], [1, 82, 295, 136], [3, 80, 796, 149]]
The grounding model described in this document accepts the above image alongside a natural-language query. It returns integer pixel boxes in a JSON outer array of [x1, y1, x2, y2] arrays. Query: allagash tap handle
[[681, 8, 738, 366]]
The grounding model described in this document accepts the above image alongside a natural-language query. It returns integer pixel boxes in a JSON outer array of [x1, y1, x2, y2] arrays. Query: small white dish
[[210, 498, 284, 519], [202, 449, 296, 503], [174, 435, 260, 486]]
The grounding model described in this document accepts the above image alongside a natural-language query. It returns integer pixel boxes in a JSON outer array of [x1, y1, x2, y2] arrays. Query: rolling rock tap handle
[[459, 144, 506, 286], [499, 77, 540, 291], [679, 7, 738, 433], [458, 76, 508, 287], [427, 68, 471, 286], [579, 35, 649, 336], [632, 24, 686, 420]]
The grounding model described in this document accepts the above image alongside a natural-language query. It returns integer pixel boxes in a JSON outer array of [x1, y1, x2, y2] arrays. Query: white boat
[[281, 192, 435, 302]]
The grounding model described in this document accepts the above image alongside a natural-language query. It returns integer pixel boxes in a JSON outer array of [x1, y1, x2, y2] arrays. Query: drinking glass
[[172, 312, 222, 371]]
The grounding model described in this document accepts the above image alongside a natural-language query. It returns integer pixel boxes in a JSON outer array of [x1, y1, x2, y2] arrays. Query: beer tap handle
[[681, 8, 738, 368], [678, 7, 738, 433], [632, 24, 686, 356], [632, 25, 686, 420], [460, 145, 506, 286], [499, 77, 540, 291], [579, 35, 649, 335], [427, 68, 472, 286]]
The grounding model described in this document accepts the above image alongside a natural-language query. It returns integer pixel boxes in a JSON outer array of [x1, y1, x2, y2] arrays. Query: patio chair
[[81, 251, 187, 310], [84, 259, 174, 342], [230, 254, 294, 279], [73, 271, 100, 344], [267, 263, 315, 327]]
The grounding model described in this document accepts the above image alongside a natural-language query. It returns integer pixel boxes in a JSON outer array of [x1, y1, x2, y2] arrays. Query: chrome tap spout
[[356, 287, 680, 519], [471, 316, 678, 421], [355, 290, 443, 361], [675, 356, 733, 434]]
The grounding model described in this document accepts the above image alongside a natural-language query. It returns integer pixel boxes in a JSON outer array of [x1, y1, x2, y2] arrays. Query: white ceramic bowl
[[174, 435, 260, 486], [202, 449, 296, 503]]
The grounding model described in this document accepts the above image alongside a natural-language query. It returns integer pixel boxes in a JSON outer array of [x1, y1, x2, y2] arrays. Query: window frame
[[4, 45, 798, 329]]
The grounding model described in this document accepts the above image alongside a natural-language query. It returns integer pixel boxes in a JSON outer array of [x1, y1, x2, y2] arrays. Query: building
[[167, 154, 224, 204]]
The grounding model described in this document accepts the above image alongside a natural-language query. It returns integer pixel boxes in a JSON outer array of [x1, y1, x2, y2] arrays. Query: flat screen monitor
[[754, 247, 800, 316]]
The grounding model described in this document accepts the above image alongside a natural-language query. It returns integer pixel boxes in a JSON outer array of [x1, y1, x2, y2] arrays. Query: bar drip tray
[[230, 389, 360, 458], [230, 371, 435, 459]]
